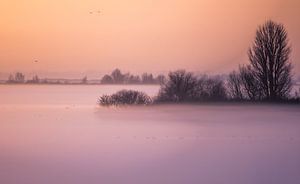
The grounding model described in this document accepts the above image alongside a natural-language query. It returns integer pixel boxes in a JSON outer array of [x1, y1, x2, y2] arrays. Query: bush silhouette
[[98, 90, 152, 106], [156, 70, 197, 102], [155, 71, 227, 103]]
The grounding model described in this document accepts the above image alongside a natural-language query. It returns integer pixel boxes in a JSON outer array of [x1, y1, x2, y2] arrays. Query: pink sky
[[0, 0, 299, 77]]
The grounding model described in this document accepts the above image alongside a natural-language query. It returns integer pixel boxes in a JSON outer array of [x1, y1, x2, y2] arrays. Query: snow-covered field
[[0, 85, 300, 184]]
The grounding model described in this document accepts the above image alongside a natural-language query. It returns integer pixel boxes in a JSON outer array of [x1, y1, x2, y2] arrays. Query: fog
[[0, 85, 300, 184]]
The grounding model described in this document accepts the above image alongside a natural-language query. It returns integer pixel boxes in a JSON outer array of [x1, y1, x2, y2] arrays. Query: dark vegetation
[[7, 72, 25, 83], [98, 20, 300, 106], [155, 71, 227, 103], [101, 69, 165, 84], [227, 20, 293, 102], [98, 90, 152, 106]]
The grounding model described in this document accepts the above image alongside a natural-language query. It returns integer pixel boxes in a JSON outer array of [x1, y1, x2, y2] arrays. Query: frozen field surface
[[0, 85, 300, 184]]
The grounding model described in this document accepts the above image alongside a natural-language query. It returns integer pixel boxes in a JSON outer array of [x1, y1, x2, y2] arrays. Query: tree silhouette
[[111, 69, 125, 84], [227, 71, 244, 100], [81, 76, 87, 84], [7, 74, 14, 83], [14, 72, 25, 83], [98, 90, 152, 106], [7, 72, 25, 83], [156, 74, 166, 84], [126, 74, 141, 84], [27, 75, 40, 84], [239, 65, 262, 100], [195, 75, 227, 101], [101, 74, 113, 84], [157, 70, 197, 102], [247, 20, 292, 100], [141, 73, 154, 84]]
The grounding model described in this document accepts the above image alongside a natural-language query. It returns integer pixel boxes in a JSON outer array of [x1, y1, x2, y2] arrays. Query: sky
[[0, 0, 299, 78]]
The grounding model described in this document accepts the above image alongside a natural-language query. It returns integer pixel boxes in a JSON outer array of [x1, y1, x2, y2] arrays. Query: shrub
[[155, 71, 227, 103], [98, 90, 152, 106], [156, 70, 197, 102], [194, 75, 227, 101], [98, 95, 113, 106]]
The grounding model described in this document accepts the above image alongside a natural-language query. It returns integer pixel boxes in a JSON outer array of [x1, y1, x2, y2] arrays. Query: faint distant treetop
[[15, 72, 25, 83], [7, 72, 25, 83], [111, 68, 125, 84], [81, 76, 88, 84], [7, 74, 14, 83], [156, 74, 166, 85], [26, 75, 40, 84], [101, 69, 164, 84], [141, 73, 154, 84], [101, 74, 113, 84]]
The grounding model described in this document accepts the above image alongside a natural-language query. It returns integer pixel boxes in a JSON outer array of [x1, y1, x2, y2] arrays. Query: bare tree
[[157, 70, 197, 102], [156, 74, 166, 85], [248, 20, 292, 100], [27, 75, 40, 84], [227, 71, 244, 100], [239, 66, 262, 100], [7, 72, 25, 83], [101, 74, 113, 84], [16, 72, 25, 83], [195, 75, 227, 101], [205, 77, 227, 101], [111, 69, 125, 84], [126, 74, 141, 84], [141, 73, 154, 84], [7, 74, 14, 83]]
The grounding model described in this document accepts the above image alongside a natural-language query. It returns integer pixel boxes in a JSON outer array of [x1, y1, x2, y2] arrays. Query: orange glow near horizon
[[0, 0, 299, 77]]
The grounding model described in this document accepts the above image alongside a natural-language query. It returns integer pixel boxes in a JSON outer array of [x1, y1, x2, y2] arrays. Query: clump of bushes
[[155, 70, 197, 102], [98, 90, 152, 106], [155, 70, 227, 103]]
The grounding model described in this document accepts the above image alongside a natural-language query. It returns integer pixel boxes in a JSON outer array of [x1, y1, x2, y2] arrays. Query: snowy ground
[[0, 85, 300, 184]]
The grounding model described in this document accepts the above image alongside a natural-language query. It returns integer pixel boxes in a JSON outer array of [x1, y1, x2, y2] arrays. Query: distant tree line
[[101, 69, 166, 84], [7, 72, 26, 83], [5, 69, 166, 85], [5, 73, 89, 85]]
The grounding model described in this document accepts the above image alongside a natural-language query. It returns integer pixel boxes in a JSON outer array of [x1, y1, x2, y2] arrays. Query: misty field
[[0, 85, 300, 184]]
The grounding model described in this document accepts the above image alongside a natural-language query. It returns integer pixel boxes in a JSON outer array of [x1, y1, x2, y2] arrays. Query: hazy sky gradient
[[0, 0, 299, 77]]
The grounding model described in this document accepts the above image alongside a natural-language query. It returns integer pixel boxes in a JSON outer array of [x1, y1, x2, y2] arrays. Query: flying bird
[[89, 10, 102, 15]]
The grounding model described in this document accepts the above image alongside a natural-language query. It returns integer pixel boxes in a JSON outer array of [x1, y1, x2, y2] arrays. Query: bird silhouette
[[89, 10, 102, 15]]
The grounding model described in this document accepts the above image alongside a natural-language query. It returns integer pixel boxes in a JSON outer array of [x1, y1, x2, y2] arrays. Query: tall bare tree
[[248, 20, 292, 100]]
